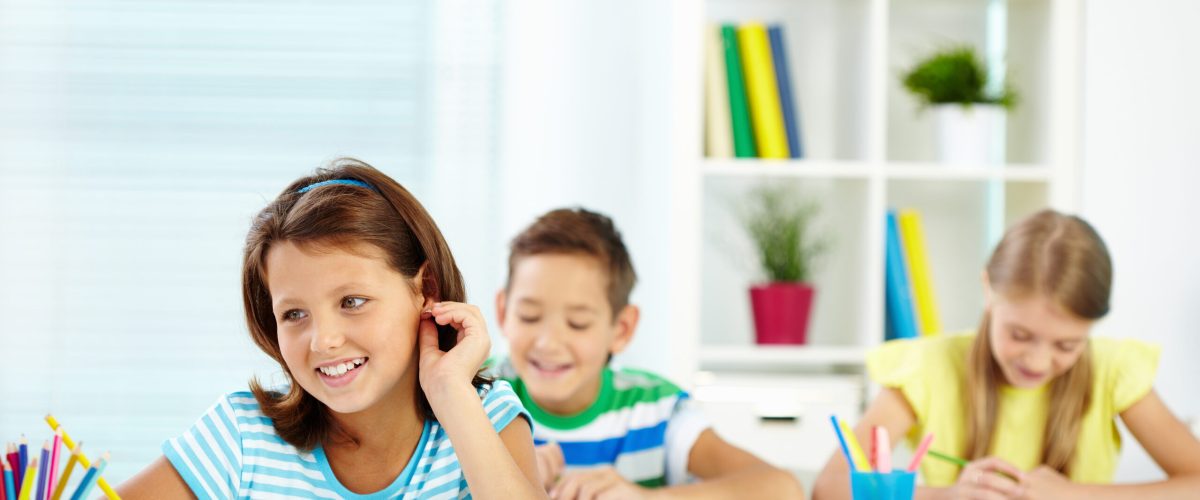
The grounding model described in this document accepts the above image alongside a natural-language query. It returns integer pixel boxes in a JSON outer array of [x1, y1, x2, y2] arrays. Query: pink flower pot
[[749, 282, 816, 345]]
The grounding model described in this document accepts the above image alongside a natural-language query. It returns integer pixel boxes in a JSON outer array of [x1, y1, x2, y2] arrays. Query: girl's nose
[[310, 316, 347, 353]]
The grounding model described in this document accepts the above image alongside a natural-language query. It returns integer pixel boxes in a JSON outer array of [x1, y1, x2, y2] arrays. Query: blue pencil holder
[[849, 470, 916, 500]]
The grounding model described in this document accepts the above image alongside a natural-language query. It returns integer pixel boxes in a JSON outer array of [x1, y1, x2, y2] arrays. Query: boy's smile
[[497, 253, 637, 415]]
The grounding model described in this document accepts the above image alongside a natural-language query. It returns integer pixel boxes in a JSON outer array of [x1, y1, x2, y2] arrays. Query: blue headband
[[297, 179, 376, 194]]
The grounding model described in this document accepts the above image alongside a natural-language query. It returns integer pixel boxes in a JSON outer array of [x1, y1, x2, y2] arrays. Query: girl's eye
[[517, 315, 540, 324], [281, 309, 307, 322], [1057, 342, 1079, 352], [342, 297, 368, 310], [1011, 329, 1032, 341]]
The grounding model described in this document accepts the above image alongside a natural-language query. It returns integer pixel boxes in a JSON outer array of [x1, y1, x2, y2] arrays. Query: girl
[[814, 209, 1200, 500], [119, 159, 544, 499]]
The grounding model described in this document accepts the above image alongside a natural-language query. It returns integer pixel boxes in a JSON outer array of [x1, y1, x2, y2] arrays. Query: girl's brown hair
[[965, 209, 1112, 475], [242, 158, 484, 451]]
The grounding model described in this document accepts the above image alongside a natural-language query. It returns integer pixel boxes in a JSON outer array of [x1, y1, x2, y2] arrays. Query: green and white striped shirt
[[491, 360, 709, 487]]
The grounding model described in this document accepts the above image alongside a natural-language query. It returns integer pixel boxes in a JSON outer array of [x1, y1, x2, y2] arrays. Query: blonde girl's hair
[[241, 158, 485, 451], [965, 209, 1112, 475]]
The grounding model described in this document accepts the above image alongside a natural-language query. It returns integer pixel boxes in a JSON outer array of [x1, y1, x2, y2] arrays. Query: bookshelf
[[666, 0, 1082, 476]]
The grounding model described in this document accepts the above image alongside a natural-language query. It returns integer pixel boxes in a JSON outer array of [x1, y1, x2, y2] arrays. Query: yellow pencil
[[43, 415, 121, 500], [839, 421, 873, 472], [17, 458, 37, 500], [50, 442, 82, 500]]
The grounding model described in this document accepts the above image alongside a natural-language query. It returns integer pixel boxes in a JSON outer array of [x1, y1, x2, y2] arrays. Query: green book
[[721, 24, 756, 158]]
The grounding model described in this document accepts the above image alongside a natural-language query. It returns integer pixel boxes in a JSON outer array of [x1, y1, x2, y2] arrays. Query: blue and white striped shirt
[[163, 381, 529, 499]]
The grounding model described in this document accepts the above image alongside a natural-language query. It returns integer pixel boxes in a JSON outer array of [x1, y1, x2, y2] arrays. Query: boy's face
[[267, 241, 428, 415], [497, 253, 637, 415], [984, 283, 1092, 389]]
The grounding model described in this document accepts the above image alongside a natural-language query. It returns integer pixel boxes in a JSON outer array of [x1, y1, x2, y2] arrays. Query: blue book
[[767, 25, 804, 159], [885, 210, 919, 340]]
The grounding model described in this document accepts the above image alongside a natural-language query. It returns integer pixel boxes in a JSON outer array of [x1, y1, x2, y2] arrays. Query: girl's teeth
[[319, 358, 366, 377]]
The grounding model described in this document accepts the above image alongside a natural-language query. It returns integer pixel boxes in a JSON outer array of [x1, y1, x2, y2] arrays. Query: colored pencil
[[4, 461, 15, 500], [17, 458, 36, 500], [839, 420, 874, 472], [874, 426, 892, 473], [46, 431, 61, 500], [928, 450, 1019, 481], [33, 443, 48, 500], [49, 442, 81, 500], [829, 416, 857, 471], [4, 445, 18, 499], [0, 457, 7, 500], [906, 433, 934, 472], [67, 454, 106, 500], [16, 439, 26, 494], [44, 416, 120, 500]]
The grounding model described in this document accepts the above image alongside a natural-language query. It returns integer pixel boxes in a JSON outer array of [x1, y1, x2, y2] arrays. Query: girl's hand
[[945, 457, 1026, 500], [1017, 466, 1076, 500], [418, 301, 491, 398]]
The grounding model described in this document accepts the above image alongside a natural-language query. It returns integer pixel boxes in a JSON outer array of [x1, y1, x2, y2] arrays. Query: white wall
[[1082, 0, 1200, 481], [491, 0, 674, 370]]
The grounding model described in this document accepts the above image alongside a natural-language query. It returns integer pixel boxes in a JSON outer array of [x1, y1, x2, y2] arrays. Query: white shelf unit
[[666, 0, 1082, 474]]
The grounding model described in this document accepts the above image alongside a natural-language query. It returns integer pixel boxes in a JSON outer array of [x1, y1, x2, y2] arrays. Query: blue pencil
[[68, 453, 107, 500], [4, 460, 15, 500], [830, 416, 856, 469], [16, 438, 26, 495], [35, 442, 50, 500]]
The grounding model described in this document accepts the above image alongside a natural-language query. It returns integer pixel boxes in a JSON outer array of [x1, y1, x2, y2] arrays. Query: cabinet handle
[[759, 415, 800, 424]]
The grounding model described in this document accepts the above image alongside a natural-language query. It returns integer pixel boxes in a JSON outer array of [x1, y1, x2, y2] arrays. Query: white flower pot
[[933, 104, 1004, 165]]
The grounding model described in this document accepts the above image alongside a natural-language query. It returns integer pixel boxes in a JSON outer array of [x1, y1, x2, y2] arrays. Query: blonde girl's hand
[[417, 301, 491, 397], [946, 457, 1026, 500], [535, 442, 566, 492], [1017, 466, 1077, 500]]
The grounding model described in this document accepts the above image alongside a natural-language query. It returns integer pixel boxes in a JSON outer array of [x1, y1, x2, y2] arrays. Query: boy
[[490, 207, 803, 499]]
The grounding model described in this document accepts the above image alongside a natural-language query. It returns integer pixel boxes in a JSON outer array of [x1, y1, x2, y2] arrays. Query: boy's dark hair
[[505, 207, 637, 316], [242, 158, 486, 451]]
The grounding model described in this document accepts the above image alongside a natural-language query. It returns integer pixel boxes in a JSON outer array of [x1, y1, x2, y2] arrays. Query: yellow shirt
[[867, 333, 1160, 486]]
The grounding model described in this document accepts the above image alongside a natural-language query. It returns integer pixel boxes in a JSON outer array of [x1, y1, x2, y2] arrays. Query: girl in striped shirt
[[119, 159, 543, 499]]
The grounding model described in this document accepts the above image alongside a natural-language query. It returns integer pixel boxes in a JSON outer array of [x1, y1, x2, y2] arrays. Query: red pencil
[[907, 433, 935, 472]]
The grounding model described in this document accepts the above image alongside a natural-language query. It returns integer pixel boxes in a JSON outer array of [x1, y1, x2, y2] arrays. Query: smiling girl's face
[[266, 240, 427, 414], [986, 290, 1093, 389]]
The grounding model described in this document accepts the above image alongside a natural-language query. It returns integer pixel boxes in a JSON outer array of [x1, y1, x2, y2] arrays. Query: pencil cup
[[849, 470, 916, 500]]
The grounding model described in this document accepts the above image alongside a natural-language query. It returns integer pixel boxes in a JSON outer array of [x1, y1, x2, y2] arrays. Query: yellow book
[[736, 23, 789, 158], [898, 209, 942, 335], [704, 24, 733, 158]]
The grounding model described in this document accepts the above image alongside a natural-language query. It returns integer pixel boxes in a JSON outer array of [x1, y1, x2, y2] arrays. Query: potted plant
[[901, 46, 1018, 165], [736, 184, 827, 345]]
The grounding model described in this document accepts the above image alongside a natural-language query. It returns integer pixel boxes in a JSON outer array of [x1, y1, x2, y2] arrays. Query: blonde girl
[[814, 209, 1200, 500]]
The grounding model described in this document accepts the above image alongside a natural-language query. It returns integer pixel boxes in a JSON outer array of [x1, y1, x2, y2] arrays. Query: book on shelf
[[705, 22, 805, 160], [898, 209, 942, 336], [719, 24, 756, 158], [736, 22, 789, 159], [704, 24, 734, 158], [767, 24, 804, 159], [885, 209, 919, 340]]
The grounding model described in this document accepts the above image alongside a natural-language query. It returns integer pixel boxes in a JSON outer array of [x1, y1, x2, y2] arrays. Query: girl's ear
[[414, 261, 439, 310]]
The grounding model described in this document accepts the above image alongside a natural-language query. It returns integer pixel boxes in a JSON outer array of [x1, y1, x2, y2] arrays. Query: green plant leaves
[[902, 46, 1018, 109], [736, 184, 827, 283]]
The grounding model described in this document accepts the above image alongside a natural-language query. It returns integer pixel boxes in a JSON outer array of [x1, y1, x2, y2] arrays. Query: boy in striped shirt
[[490, 208, 803, 499]]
